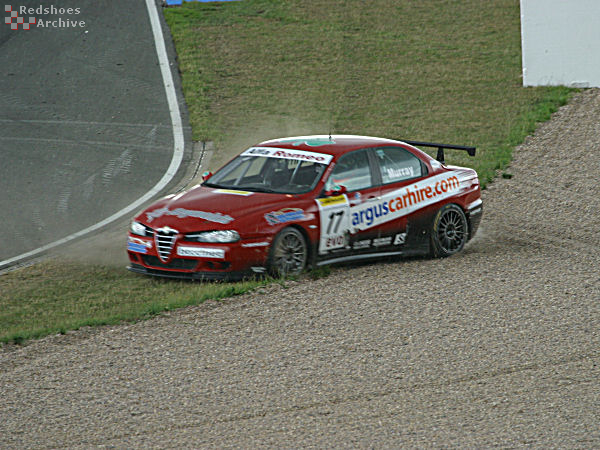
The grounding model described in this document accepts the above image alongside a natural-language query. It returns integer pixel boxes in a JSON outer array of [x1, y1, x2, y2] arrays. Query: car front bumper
[[126, 234, 272, 280]]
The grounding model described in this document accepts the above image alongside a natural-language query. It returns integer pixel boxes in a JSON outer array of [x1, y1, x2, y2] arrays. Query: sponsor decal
[[394, 233, 407, 245], [242, 147, 333, 164], [350, 173, 463, 230], [127, 237, 152, 254], [387, 166, 414, 179], [264, 208, 306, 225], [317, 195, 346, 207], [146, 207, 234, 224], [127, 242, 148, 253], [316, 194, 350, 254], [353, 239, 371, 250], [214, 189, 253, 196], [373, 237, 392, 247], [350, 234, 406, 251], [241, 242, 270, 248], [316, 172, 468, 254], [176, 246, 225, 259]]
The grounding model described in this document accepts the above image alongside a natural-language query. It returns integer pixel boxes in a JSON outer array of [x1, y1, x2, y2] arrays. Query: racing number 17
[[317, 196, 350, 254], [327, 211, 344, 234]]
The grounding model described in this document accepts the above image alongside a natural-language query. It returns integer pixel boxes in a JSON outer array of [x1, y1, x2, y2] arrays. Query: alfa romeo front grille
[[155, 229, 177, 261]]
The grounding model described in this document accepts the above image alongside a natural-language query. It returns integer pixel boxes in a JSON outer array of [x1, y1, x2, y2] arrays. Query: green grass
[[1, 0, 575, 345], [0, 261, 268, 344], [164, 0, 572, 181]]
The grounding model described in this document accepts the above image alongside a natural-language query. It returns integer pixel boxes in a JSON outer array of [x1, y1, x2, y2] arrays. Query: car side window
[[325, 149, 373, 192], [375, 147, 423, 184]]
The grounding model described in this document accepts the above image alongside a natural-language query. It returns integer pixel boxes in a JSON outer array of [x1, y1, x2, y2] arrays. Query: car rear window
[[375, 147, 422, 184]]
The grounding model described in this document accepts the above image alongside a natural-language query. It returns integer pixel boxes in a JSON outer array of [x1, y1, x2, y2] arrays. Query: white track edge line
[[0, 0, 185, 270]]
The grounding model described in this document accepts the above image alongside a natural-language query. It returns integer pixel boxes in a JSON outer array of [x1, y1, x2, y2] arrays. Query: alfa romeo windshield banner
[[242, 147, 333, 164]]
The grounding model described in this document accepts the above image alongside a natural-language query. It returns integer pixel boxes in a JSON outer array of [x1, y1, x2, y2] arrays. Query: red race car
[[127, 135, 482, 280]]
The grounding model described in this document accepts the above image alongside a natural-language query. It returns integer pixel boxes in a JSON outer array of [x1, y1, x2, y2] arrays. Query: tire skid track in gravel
[[1, 90, 600, 447]]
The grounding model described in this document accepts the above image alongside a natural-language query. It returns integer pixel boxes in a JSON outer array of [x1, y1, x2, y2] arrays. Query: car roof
[[258, 135, 420, 158]]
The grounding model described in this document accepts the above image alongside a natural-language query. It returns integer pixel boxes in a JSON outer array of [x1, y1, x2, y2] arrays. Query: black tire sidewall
[[268, 227, 307, 276], [431, 203, 467, 257]]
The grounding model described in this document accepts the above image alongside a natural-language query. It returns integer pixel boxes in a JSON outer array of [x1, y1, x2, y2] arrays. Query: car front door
[[316, 148, 382, 258]]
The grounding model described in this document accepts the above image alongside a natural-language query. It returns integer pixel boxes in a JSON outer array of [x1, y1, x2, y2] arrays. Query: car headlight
[[185, 230, 240, 243], [130, 221, 147, 236]]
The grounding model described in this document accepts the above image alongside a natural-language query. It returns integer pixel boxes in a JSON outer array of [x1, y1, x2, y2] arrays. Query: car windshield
[[204, 147, 330, 194]]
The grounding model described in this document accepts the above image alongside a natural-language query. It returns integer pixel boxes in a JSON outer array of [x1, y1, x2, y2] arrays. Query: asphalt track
[[0, 0, 190, 266]]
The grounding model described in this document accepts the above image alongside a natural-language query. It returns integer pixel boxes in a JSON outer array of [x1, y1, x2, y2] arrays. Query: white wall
[[520, 0, 600, 87]]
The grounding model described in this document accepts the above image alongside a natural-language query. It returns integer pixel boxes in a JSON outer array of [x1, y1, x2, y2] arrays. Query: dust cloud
[[44, 117, 332, 270], [50, 223, 130, 269], [206, 115, 335, 171]]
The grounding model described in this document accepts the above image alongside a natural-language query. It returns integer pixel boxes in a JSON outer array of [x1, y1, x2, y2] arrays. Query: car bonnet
[[137, 185, 296, 233]]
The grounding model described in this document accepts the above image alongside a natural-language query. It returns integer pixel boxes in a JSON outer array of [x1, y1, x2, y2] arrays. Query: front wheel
[[268, 227, 308, 276], [430, 204, 467, 257]]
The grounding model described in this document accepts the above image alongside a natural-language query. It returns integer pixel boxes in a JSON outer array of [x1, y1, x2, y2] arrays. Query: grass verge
[[0, 261, 268, 345], [163, 0, 573, 181], [1, 0, 575, 345]]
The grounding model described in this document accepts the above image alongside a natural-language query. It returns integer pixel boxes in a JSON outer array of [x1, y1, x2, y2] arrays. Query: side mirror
[[201, 171, 213, 182], [324, 184, 347, 197]]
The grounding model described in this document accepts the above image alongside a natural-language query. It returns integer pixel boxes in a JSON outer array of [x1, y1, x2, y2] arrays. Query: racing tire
[[268, 227, 308, 277], [430, 204, 468, 257]]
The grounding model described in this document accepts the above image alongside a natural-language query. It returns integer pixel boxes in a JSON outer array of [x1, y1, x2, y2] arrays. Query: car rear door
[[365, 146, 429, 251]]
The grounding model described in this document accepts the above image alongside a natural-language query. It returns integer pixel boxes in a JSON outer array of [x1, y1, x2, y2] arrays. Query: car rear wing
[[401, 140, 476, 164]]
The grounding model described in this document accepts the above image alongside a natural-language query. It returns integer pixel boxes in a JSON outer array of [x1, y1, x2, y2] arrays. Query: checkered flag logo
[[5, 5, 36, 30]]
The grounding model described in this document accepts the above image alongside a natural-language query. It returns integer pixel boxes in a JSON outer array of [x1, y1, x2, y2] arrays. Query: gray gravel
[[1, 90, 599, 448]]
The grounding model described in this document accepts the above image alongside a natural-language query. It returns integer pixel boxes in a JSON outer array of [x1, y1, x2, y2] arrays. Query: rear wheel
[[431, 204, 467, 257], [268, 227, 308, 276]]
